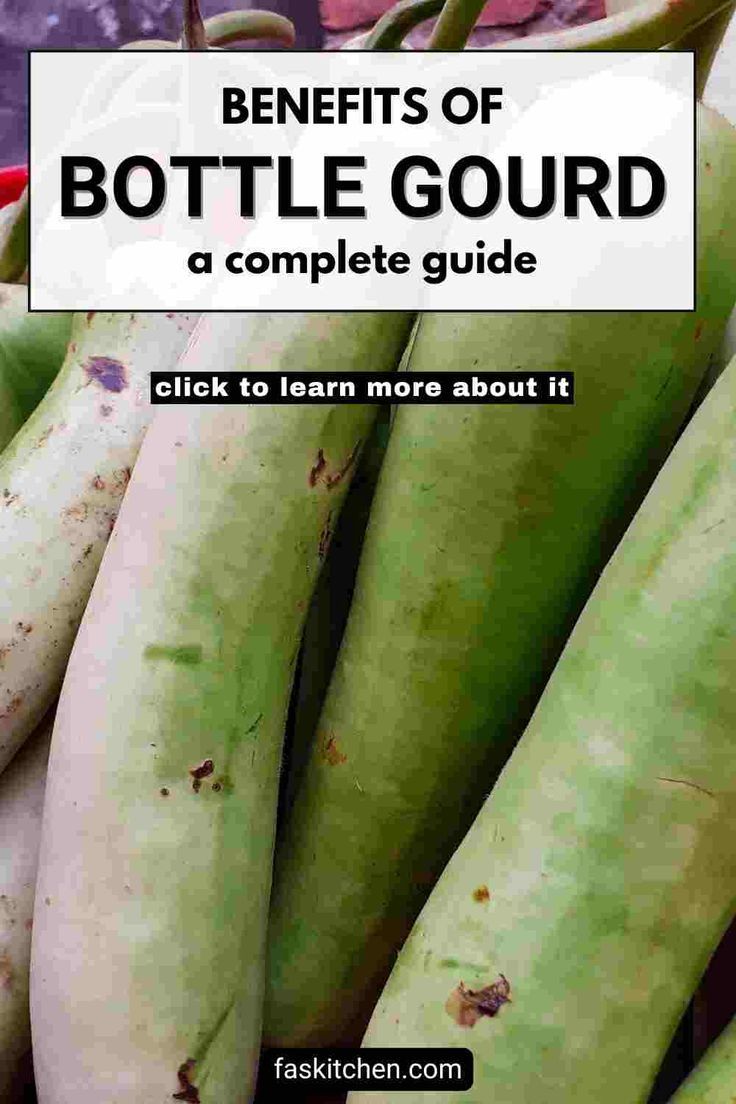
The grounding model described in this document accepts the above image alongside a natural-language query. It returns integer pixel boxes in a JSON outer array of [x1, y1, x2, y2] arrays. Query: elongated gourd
[[0, 4, 300, 776], [30, 311, 412, 1104], [669, 1017, 736, 1103], [281, 407, 392, 817], [352, 354, 736, 1103], [0, 311, 197, 773], [120, 8, 295, 48], [0, 285, 71, 453], [0, 715, 52, 1100], [264, 104, 736, 1050]]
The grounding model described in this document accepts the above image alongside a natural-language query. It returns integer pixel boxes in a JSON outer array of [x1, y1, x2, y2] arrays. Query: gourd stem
[[182, 0, 207, 49], [428, 0, 487, 48], [125, 12, 296, 50], [204, 10, 296, 48], [364, 0, 735, 53], [365, 0, 442, 48]]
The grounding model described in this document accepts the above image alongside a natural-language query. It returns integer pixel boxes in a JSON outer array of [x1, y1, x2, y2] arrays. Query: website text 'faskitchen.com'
[[259, 1048, 474, 1092]]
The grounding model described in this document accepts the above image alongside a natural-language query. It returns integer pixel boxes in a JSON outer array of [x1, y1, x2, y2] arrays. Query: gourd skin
[[30, 312, 412, 1104], [0, 285, 71, 453], [0, 715, 52, 1101], [0, 311, 198, 773], [265, 104, 736, 1050], [351, 355, 736, 1103]]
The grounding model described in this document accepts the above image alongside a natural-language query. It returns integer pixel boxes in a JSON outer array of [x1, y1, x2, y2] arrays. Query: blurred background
[[1, 0, 734, 166], [0, 0, 612, 164], [0, 0, 321, 164]]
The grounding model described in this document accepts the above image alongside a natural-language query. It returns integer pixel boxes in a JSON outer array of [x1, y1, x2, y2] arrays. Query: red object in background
[[0, 163, 27, 280], [320, 0, 540, 29], [0, 164, 28, 209], [324, 0, 606, 49]]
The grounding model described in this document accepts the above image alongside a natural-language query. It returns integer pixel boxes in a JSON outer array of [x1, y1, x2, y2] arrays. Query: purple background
[[0, 0, 322, 164]]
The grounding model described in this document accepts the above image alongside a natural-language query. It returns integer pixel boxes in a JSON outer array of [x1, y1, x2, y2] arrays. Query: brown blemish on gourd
[[322, 734, 347, 766], [91, 475, 106, 491], [446, 975, 511, 1027], [0, 630, 24, 666], [325, 442, 360, 489], [35, 425, 54, 449], [472, 885, 490, 903], [63, 502, 88, 523], [16, 622, 32, 635], [309, 449, 327, 487], [512, 489, 533, 513], [173, 1059, 200, 1102], [83, 356, 128, 393], [309, 443, 360, 491], [86, 311, 96, 324], [637, 541, 668, 585], [100, 404, 113, 418], [694, 322, 703, 341], [111, 467, 132, 493], [0, 694, 23, 719], [0, 952, 14, 991], [160, 788, 170, 797], [189, 759, 214, 793]]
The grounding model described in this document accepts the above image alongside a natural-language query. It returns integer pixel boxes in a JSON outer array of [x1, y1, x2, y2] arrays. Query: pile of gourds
[[1, 0, 735, 1101]]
